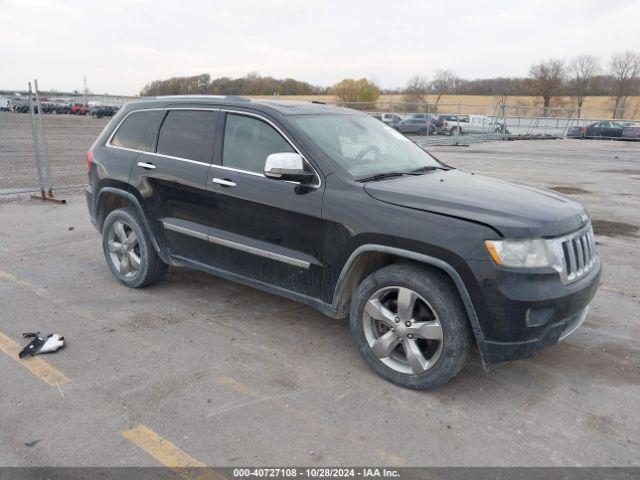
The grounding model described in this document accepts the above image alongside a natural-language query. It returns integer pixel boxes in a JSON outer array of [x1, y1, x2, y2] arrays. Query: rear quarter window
[[110, 110, 164, 151]]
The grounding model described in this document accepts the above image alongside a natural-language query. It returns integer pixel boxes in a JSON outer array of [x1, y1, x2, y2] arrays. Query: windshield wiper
[[357, 166, 451, 182], [356, 171, 410, 182], [408, 165, 449, 173]]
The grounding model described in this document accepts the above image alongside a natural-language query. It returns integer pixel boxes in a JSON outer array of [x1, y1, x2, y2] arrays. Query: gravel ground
[[0, 113, 639, 467], [0, 112, 109, 192]]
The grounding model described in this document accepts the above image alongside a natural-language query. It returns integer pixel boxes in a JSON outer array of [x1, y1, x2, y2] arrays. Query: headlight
[[485, 238, 563, 271]]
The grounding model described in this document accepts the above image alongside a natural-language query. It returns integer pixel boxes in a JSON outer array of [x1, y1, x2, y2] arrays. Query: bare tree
[[529, 59, 565, 114], [568, 55, 599, 118], [431, 70, 460, 106], [403, 75, 429, 103], [609, 51, 640, 118]]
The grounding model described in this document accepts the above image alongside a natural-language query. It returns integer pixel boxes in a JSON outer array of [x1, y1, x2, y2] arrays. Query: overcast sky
[[1, 0, 639, 95]]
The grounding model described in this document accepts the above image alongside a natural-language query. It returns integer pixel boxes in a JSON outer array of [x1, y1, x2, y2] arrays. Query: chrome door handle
[[137, 162, 156, 170], [212, 178, 236, 187]]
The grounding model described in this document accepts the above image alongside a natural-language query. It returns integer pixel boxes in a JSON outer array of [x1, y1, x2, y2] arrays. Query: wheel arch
[[331, 245, 484, 342], [95, 187, 168, 262]]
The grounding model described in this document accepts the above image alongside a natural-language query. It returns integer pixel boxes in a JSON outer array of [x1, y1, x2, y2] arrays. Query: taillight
[[86, 150, 94, 173], [444, 121, 448, 127]]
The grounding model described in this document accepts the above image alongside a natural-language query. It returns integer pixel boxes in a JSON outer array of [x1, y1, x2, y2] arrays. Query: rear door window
[[156, 110, 217, 163], [222, 113, 294, 173], [110, 110, 164, 151]]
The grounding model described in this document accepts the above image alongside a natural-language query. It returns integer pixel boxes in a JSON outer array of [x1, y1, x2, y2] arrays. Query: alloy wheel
[[363, 286, 444, 375], [106, 220, 141, 278]]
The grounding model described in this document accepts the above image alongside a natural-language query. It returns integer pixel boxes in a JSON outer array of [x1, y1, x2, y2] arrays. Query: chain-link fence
[[332, 101, 640, 146], [3, 94, 639, 194]]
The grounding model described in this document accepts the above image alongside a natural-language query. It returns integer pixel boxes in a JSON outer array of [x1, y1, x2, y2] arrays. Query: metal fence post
[[456, 103, 461, 145], [27, 82, 46, 200], [26, 80, 66, 204], [482, 105, 486, 133], [34, 79, 54, 197], [426, 102, 430, 136]]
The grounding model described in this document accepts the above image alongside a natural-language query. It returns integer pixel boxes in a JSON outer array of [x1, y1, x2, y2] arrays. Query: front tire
[[102, 207, 168, 288], [350, 264, 472, 389]]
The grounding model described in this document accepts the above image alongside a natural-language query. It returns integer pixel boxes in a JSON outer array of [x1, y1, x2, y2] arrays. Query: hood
[[364, 169, 588, 237]]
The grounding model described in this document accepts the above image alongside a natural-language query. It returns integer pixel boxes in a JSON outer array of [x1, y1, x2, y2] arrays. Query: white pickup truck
[[437, 114, 509, 135]]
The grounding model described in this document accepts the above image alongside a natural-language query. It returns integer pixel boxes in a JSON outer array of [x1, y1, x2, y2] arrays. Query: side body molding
[[331, 245, 484, 341], [91, 194, 484, 345]]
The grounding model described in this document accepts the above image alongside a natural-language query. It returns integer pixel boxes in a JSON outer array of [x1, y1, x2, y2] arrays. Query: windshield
[[292, 114, 443, 178]]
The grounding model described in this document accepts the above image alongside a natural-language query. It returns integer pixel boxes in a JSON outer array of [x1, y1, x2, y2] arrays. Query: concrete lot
[[0, 128, 639, 466]]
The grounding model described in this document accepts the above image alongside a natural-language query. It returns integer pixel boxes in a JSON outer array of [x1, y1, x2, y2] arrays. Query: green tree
[[331, 78, 380, 103]]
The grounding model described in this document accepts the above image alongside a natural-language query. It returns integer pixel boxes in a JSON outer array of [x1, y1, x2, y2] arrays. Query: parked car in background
[[6, 100, 116, 116], [14, 104, 32, 113], [435, 114, 508, 135], [70, 103, 88, 115], [371, 112, 404, 127], [394, 117, 436, 136], [622, 123, 640, 140], [412, 113, 437, 129], [92, 106, 120, 118], [411, 113, 437, 122], [566, 125, 587, 139], [434, 114, 469, 135], [567, 121, 625, 139], [54, 105, 71, 114]]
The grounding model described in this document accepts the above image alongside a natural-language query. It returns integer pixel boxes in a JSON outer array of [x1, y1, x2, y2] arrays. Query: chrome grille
[[559, 225, 597, 283]]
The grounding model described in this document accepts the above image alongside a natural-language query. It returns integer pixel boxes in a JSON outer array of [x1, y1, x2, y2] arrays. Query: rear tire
[[102, 207, 168, 288], [350, 264, 472, 390]]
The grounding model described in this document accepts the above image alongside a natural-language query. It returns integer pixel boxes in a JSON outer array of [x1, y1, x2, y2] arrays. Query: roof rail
[[149, 95, 250, 102]]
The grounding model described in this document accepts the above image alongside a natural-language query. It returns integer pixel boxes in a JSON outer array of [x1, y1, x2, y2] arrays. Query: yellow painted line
[[0, 269, 97, 318], [123, 424, 226, 480], [0, 332, 70, 387], [216, 375, 259, 397], [123, 424, 205, 467], [374, 448, 408, 467], [0, 270, 56, 300]]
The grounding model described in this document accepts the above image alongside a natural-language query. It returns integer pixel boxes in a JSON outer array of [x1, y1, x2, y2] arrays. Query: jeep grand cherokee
[[85, 96, 601, 389]]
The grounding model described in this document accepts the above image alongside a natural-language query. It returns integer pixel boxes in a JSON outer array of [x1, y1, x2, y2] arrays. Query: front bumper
[[468, 257, 602, 368], [478, 304, 592, 368]]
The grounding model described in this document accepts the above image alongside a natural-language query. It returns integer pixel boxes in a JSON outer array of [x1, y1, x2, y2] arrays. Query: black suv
[[86, 96, 601, 389]]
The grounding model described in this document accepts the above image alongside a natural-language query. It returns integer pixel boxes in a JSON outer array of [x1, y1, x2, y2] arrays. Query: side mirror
[[264, 153, 314, 183]]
